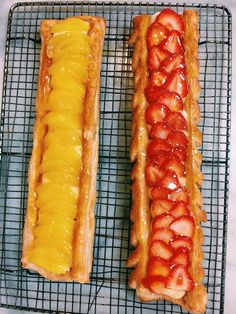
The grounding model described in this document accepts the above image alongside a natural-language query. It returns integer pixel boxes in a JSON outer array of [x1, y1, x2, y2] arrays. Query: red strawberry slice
[[156, 89, 183, 111], [151, 198, 174, 216], [166, 265, 194, 291], [152, 213, 175, 231], [160, 52, 185, 73], [145, 103, 170, 125], [150, 70, 168, 87], [164, 68, 188, 98], [148, 46, 170, 71], [167, 131, 188, 148], [151, 150, 169, 167], [170, 215, 195, 237], [158, 170, 180, 190], [147, 22, 169, 49], [165, 112, 187, 131], [170, 201, 190, 218], [170, 247, 190, 267], [159, 31, 183, 54], [147, 139, 172, 158], [143, 275, 167, 293], [148, 257, 170, 277], [161, 155, 185, 177], [145, 160, 166, 187], [150, 240, 174, 260], [149, 122, 173, 140], [172, 146, 187, 162], [156, 9, 184, 33], [145, 85, 164, 103], [170, 187, 189, 203], [171, 235, 193, 252], [152, 228, 175, 244], [151, 187, 171, 200]]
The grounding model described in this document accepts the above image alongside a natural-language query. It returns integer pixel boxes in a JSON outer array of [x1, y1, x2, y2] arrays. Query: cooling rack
[[0, 2, 232, 313]]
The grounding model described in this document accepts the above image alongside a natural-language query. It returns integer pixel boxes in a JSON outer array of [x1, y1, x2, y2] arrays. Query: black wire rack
[[0, 1, 232, 313]]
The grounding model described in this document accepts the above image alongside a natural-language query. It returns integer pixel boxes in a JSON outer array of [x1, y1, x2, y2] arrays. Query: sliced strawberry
[[150, 240, 173, 260], [170, 201, 190, 218], [156, 89, 183, 111], [147, 22, 169, 49], [151, 150, 169, 167], [143, 275, 167, 293], [166, 265, 194, 291], [170, 187, 189, 203], [149, 122, 172, 140], [167, 131, 188, 148], [148, 257, 170, 277], [147, 139, 172, 158], [148, 46, 160, 71], [159, 31, 183, 54], [151, 198, 174, 216], [145, 103, 170, 125], [151, 187, 171, 200], [151, 228, 175, 244], [170, 247, 190, 267], [156, 9, 184, 33], [172, 146, 187, 162], [145, 160, 166, 187], [145, 85, 164, 103], [160, 52, 185, 73], [150, 70, 168, 87], [161, 155, 185, 177], [170, 215, 195, 237], [165, 112, 187, 131], [171, 235, 193, 252], [158, 170, 180, 190], [164, 68, 188, 98], [152, 213, 175, 231]]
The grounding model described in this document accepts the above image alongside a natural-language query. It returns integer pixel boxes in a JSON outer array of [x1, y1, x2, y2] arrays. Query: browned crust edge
[[21, 16, 106, 282], [128, 11, 208, 314]]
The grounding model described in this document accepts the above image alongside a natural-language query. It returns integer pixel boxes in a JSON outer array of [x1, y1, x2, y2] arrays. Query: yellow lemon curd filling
[[28, 18, 91, 274]]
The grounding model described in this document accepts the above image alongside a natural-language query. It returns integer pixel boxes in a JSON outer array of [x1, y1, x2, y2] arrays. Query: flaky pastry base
[[127, 11, 208, 314], [21, 16, 106, 282]]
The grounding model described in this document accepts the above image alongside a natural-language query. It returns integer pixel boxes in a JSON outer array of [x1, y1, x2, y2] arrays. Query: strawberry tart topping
[[143, 9, 195, 296]]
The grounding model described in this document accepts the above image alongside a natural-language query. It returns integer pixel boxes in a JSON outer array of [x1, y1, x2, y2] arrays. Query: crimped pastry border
[[21, 16, 106, 282], [128, 10, 208, 314]]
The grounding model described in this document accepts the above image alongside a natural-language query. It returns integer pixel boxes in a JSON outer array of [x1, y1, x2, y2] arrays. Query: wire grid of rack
[[0, 1, 232, 313]]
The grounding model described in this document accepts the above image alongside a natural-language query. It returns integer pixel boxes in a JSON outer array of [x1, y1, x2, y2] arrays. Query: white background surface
[[0, 0, 235, 313]]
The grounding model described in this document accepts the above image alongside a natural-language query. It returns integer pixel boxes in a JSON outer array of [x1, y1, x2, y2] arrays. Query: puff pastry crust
[[21, 16, 105, 282], [128, 10, 208, 313]]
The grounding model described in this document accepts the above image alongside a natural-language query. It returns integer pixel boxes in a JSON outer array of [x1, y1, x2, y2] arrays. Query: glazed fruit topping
[[156, 9, 184, 33], [160, 52, 185, 73], [149, 122, 172, 140], [164, 68, 188, 98], [152, 213, 175, 231], [144, 9, 195, 294], [150, 70, 168, 87], [165, 112, 187, 131], [151, 227, 175, 244], [166, 265, 194, 291], [171, 235, 193, 252], [147, 22, 169, 49], [159, 30, 183, 54], [151, 198, 174, 216], [150, 240, 174, 260], [170, 215, 195, 237], [145, 102, 170, 125], [148, 256, 170, 276], [147, 139, 172, 158]]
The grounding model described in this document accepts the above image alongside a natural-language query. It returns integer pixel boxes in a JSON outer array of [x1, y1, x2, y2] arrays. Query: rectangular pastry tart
[[22, 16, 105, 282], [128, 9, 208, 313]]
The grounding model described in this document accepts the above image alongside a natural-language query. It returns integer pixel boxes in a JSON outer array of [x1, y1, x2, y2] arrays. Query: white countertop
[[0, 0, 235, 313]]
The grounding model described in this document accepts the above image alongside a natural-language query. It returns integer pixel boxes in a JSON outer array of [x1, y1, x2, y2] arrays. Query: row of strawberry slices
[[143, 9, 195, 295]]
